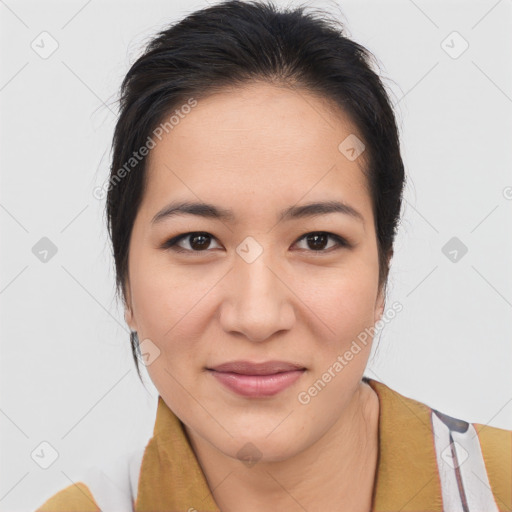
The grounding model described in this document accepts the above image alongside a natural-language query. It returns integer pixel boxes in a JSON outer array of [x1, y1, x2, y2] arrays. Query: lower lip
[[209, 369, 305, 397]]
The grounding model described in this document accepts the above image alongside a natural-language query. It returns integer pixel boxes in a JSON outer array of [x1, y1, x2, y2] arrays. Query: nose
[[219, 250, 295, 343]]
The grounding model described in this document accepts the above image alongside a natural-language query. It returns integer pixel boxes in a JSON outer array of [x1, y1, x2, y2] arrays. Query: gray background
[[1, 0, 511, 510]]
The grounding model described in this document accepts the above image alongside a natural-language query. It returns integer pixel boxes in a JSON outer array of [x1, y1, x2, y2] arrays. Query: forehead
[[142, 82, 372, 226]]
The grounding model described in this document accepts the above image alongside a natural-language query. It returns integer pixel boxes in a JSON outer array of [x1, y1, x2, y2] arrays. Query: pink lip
[[207, 360, 306, 397]]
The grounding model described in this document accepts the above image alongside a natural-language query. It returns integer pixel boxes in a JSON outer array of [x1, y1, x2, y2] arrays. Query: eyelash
[[160, 231, 351, 255]]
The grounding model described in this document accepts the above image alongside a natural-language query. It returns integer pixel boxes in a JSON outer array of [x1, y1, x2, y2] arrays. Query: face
[[125, 82, 386, 463]]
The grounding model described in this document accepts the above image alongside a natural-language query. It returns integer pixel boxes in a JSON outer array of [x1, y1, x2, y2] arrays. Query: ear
[[123, 280, 138, 332], [374, 285, 386, 324], [125, 307, 137, 332], [374, 250, 393, 324]]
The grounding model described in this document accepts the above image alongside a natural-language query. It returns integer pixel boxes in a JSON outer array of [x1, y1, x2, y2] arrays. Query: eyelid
[[160, 232, 222, 252], [293, 232, 351, 252], [160, 231, 352, 254]]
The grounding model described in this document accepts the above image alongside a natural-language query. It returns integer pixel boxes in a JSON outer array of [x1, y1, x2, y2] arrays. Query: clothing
[[35, 377, 511, 511]]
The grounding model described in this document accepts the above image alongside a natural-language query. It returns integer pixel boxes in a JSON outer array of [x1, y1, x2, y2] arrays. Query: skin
[[124, 82, 389, 511]]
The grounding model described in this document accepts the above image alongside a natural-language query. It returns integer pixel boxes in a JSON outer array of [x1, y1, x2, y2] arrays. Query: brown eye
[[306, 233, 329, 250], [162, 232, 222, 253], [294, 232, 349, 252], [188, 233, 212, 251]]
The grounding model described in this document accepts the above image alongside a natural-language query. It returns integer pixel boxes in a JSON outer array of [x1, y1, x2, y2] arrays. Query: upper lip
[[208, 360, 306, 375]]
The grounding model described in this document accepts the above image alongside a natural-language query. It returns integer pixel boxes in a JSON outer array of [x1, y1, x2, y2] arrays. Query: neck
[[185, 380, 380, 512]]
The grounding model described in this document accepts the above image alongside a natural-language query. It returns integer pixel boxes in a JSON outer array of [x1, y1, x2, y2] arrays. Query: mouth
[[208, 360, 306, 375], [206, 360, 306, 397]]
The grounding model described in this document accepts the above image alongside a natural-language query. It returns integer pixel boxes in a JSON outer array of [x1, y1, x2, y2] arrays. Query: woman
[[36, 1, 511, 511]]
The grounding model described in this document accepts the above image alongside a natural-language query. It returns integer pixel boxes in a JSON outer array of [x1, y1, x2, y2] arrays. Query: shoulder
[[366, 377, 511, 511], [474, 420, 512, 465], [473, 421, 512, 508], [35, 482, 100, 512], [34, 445, 146, 512]]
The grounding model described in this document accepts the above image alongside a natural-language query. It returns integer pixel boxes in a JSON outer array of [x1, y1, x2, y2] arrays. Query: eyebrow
[[151, 200, 365, 226]]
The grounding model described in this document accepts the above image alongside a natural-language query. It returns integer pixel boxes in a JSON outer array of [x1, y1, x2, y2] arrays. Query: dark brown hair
[[105, 0, 405, 380]]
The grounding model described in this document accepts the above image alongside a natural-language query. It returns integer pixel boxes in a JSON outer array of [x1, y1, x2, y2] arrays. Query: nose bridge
[[237, 249, 276, 301], [221, 240, 294, 342]]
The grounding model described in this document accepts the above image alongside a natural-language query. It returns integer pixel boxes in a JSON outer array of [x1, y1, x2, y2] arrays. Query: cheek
[[305, 253, 379, 318], [130, 248, 201, 328], [130, 257, 208, 401], [297, 259, 379, 362]]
